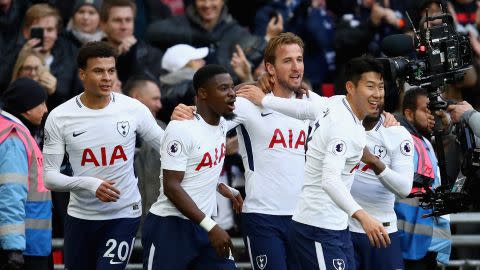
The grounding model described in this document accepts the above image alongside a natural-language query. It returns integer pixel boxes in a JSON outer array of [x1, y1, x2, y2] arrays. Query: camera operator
[[394, 88, 452, 270], [447, 100, 480, 138]]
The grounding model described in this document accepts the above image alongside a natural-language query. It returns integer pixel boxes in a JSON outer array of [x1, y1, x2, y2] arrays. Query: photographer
[[394, 88, 452, 270], [447, 100, 480, 138]]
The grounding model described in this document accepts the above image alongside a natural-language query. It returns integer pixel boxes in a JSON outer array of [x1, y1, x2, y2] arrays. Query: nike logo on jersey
[[73, 131, 87, 137], [261, 112, 273, 117]]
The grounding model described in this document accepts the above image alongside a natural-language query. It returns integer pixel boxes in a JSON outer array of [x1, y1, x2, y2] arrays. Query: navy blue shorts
[[288, 220, 355, 270], [241, 213, 300, 270], [351, 231, 404, 270], [141, 213, 237, 270], [64, 214, 140, 270]]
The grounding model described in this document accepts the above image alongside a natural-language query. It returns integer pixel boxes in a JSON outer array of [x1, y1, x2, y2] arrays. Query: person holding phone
[[0, 4, 81, 111]]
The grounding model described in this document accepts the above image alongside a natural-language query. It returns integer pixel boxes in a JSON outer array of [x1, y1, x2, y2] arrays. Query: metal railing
[[51, 213, 480, 270]]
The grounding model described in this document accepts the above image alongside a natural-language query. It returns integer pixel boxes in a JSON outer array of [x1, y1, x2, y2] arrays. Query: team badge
[[333, 259, 345, 270], [167, 140, 182, 157], [400, 140, 413, 156], [256, 255, 267, 270], [331, 139, 347, 156], [373, 145, 387, 158], [117, 121, 130, 137]]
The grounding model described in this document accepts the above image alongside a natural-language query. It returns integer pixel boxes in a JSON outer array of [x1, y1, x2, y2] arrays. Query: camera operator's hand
[[434, 110, 451, 133], [426, 108, 435, 132], [447, 101, 474, 123]]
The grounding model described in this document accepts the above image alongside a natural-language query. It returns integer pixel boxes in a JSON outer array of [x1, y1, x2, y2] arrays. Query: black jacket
[[115, 39, 164, 84], [146, 5, 265, 82], [0, 36, 82, 110]]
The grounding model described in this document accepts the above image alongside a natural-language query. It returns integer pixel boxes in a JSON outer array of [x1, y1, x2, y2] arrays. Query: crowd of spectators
[[1, 0, 480, 267]]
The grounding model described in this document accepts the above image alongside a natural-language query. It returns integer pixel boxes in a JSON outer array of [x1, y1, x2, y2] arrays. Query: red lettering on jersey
[[288, 129, 293, 148], [196, 152, 213, 171], [295, 130, 306, 149], [269, 129, 306, 149], [214, 148, 218, 166], [195, 143, 226, 171], [219, 143, 226, 163], [268, 129, 287, 148], [81, 148, 100, 166], [101, 147, 107, 166], [80, 145, 127, 167], [110, 145, 127, 165], [350, 163, 360, 173]]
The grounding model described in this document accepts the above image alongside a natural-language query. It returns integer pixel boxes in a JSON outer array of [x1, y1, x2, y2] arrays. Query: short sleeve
[[160, 121, 193, 172], [43, 111, 65, 155]]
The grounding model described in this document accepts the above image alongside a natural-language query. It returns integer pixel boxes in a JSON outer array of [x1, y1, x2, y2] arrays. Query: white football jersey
[[292, 97, 366, 230], [349, 117, 414, 233], [43, 93, 163, 220], [149, 115, 228, 219], [227, 95, 310, 215]]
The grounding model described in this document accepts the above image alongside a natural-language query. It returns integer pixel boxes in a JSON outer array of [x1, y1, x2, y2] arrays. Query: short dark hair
[[77, 41, 117, 69], [123, 74, 157, 96], [192, 65, 229, 92], [402, 87, 428, 114], [100, 0, 137, 22], [343, 55, 383, 86]]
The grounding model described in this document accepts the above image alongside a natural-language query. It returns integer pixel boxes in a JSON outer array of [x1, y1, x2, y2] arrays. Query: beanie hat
[[73, 0, 102, 13], [2, 78, 47, 114]]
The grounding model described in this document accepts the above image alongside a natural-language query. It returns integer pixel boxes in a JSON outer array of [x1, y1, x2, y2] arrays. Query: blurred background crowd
[[1, 0, 480, 268]]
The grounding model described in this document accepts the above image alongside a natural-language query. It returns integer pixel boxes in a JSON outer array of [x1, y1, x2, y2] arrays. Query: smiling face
[[101, 6, 134, 45], [266, 43, 304, 93], [195, 0, 224, 25], [18, 55, 43, 81], [79, 56, 116, 98], [346, 71, 384, 120]]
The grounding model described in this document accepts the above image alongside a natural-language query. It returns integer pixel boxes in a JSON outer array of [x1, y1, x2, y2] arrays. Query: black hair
[[192, 64, 229, 92], [123, 74, 158, 96], [402, 87, 428, 114], [77, 41, 117, 69], [343, 55, 383, 86]]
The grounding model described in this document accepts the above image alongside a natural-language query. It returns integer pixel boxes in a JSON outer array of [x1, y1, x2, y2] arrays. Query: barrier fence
[[51, 213, 480, 270]]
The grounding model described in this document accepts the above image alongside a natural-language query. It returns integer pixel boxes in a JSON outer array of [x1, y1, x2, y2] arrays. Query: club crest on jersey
[[400, 140, 413, 156], [333, 259, 345, 270], [117, 121, 130, 137], [167, 140, 182, 157], [256, 255, 267, 270], [331, 139, 347, 156], [373, 145, 387, 158]]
